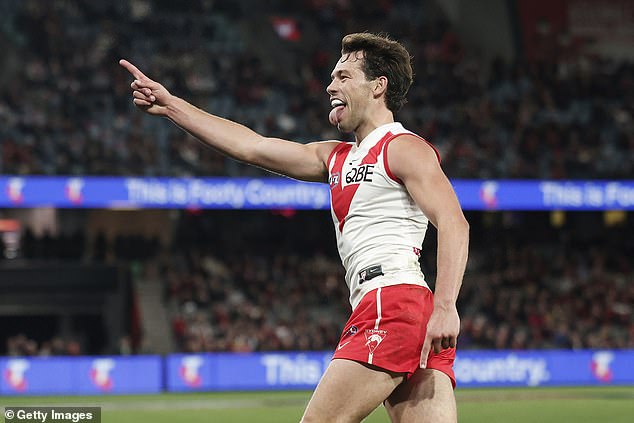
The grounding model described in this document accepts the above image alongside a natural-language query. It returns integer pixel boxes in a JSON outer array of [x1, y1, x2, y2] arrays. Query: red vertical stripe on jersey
[[327, 142, 348, 168], [331, 137, 389, 232], [329, 144, 352, 231]]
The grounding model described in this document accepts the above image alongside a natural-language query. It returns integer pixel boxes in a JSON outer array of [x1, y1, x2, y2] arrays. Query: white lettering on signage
[[261, 354, 324, 385], [454, 355, 550, 387]]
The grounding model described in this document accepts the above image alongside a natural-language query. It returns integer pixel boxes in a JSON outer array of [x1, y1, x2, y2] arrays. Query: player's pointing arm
[[119, 59, 338, 182]]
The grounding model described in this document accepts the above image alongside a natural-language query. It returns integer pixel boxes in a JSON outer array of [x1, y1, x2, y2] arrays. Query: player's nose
[[326, 80, 337, 95]]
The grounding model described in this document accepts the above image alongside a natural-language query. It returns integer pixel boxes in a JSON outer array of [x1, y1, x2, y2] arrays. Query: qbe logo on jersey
[[4, 358, 30, 391], [345, 164, 375, 184]]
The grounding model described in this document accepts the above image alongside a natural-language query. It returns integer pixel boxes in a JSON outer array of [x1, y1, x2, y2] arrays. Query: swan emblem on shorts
[[364, 329, 387, 354]]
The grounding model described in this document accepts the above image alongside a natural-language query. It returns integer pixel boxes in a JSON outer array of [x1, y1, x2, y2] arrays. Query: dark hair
[[341, 33, 413, 113]]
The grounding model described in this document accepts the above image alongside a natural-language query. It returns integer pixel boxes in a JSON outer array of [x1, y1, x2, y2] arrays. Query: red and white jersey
[[327, 122, 439, 309]]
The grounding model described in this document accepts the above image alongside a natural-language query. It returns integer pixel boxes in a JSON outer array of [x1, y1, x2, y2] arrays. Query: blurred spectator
[[5, 334, 83, 356]]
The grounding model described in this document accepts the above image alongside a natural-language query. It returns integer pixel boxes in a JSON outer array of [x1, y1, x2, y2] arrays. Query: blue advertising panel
[[0, 356, 162, 395], [453, 180, 634, 211], [0, 357, 73, 395], [215, 352, 332, 390], [76, 356, 162, 394], [166, 354, 216, 392], [0, 176, 330, 210], [1, 176, 633, 210], [166, 352, 332, 392], [2, 350, 632, 395], [165, 349, 634, 392], [455, 349, 633, 387]]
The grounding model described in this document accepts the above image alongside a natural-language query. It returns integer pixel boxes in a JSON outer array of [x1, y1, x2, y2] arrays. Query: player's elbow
[[458, 215, 469, 234], [438, 213, 469, 239], [458, 215, 470, 237]]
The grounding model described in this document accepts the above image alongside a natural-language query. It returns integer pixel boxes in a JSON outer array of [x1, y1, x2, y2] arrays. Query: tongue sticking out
[[329, 105, 345, 126]]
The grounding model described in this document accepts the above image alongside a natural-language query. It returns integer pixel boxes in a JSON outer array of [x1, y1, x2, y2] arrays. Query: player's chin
[[335, 120, 354, 133]]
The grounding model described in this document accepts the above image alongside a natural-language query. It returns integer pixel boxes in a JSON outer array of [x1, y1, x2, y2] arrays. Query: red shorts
[[332, 284, 456, 387]]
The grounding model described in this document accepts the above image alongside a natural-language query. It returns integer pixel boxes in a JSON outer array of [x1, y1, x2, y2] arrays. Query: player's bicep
[[252, 138, 338, 182], [388, 137, 462, 226]]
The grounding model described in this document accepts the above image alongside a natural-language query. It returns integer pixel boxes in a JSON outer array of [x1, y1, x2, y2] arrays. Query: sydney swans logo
[[364, 329, 387, 354]]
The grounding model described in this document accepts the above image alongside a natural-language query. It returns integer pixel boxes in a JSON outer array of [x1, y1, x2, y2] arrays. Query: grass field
[[1, 386, 632, 422]]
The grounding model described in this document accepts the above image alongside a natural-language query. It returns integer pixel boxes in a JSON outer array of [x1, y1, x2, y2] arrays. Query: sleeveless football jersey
[[327, 122, 439, 309]]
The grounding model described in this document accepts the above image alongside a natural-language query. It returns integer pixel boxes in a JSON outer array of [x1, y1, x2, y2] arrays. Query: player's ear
[[373, 76, 388, 98]]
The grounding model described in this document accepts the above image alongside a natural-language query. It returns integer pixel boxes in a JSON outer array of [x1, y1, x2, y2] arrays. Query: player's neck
[[354, 109, 394, 145]]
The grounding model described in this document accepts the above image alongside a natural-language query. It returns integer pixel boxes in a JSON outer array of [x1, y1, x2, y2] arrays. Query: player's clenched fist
[[119, 59, 172, 116]]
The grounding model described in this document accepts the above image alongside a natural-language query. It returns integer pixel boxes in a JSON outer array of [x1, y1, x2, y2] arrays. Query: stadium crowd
[[5, 210, 632, 356], [1, 0, 632, 356], [5, 334, 83, 356], [1, 0, 632, 179], [162, 211, 634, 353], [163, 247, 633, 353]]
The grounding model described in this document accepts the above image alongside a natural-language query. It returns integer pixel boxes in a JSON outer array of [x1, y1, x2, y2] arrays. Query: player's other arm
[[119, 59, 336, 182], [387, 135, 469, 367]]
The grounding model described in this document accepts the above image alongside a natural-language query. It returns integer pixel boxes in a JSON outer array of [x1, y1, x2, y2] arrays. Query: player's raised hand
[[119, 59, 172, 116], [420, 304, 460, 369]]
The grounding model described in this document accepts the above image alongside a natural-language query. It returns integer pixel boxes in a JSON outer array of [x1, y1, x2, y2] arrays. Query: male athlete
[[120, 32, 469, 423]]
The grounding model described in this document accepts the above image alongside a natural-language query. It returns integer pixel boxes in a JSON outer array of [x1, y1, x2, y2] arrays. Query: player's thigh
[[384, 368, 456, 423], [300, 358, 405, 423]]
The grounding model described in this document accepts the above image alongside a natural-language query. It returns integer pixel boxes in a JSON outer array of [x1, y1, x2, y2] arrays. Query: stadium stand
[[1, 0, 632, 178], [3, 209, 632, 355], [0, 0, 632, 356]]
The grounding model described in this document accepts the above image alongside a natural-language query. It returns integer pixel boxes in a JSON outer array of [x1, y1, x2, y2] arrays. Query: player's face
[[326, 52, 375, 133]]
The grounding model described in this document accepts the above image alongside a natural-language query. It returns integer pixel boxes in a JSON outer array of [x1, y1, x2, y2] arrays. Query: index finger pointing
[[119, 59, 148, 80]]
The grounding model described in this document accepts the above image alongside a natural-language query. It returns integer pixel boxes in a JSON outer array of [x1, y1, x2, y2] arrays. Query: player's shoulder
[[386, 131, 441, 164], [388, 124, 428, 144]]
